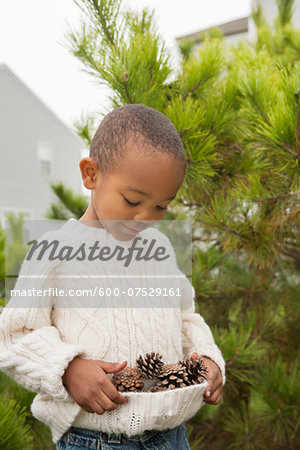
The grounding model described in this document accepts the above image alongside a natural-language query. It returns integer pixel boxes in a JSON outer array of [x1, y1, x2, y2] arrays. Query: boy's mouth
[[121, 223, 140, 235], [121, 223, 152, 234]]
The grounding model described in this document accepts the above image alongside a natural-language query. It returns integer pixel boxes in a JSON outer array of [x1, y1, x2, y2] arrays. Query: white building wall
[[0, 65, 85, 222], [223, 31, 249, 46]]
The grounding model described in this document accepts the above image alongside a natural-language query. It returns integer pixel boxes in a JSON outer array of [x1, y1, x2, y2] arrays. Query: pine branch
[[122, 72, 133, 103], [218, 219, 250, 241], [253, 192, 297, 202], [191, 236, 203, 242], [178, 38, 196, 60], [92, 0, 115, 46], [176, 198, 202, 208], [282, 32, 300, 55], [282, 141, 299, 158], [206, 210, 251, 241], [181, 128, 196, 163], [278, 244, 300, 261], [252, 96, 271, 126], [182, 80, 202, 101], [251, 3, 267, 29], [225, 351, 240, 368], [73, 0, 121, 47], [47, 182, 88, 219], [73, 112, 97, 146], [276, 0, 295, 27]]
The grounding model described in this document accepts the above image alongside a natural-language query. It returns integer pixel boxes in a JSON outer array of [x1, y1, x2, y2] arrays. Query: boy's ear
[[79, 157, 99, 190]]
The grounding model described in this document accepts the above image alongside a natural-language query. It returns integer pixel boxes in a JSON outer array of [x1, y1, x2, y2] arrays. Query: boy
[[0, 104, 225, 449]]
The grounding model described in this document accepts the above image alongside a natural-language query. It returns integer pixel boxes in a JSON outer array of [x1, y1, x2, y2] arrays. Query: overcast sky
[[0, 0, 250, 129]]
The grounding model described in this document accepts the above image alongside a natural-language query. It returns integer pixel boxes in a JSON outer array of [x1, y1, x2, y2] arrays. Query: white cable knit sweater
[[0, 219, 226, 444]]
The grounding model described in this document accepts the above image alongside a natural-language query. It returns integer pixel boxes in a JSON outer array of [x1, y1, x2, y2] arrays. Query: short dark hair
[[89, 104, 186, 174]]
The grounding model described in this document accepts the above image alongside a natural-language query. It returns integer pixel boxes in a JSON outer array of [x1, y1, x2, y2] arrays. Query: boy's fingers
[[204, 393, 218, 405], [102, 379, 128, 405], [204, 385, 222, 404], [205, 388, 211, 398], [191, 352, 198, 360], [95, 390, 119, 412], [99, 360, 127, 374], [91, 400, 106, 415], [81, 403, 94, 413]]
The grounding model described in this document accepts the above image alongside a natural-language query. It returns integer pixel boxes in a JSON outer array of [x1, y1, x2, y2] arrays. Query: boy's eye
[[124, 198, 139, 207], [123, 197, 167, 210]]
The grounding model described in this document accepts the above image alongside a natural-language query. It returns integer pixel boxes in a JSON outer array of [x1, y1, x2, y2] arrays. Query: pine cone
[[179, 356, 208, 385], [136, 352, 164, 378], [111, 367, 144, 392], [111, 354, 208, 393], [156, 363, 190, 389], [149, 381, 168, 392]]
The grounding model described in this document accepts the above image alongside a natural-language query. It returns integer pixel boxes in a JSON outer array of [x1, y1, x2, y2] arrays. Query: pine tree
[[58, 0, 300, 448]]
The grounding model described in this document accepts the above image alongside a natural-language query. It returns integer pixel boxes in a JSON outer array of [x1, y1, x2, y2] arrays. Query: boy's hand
[[191, 352, 223, 405], [62, 356, 128, 415]]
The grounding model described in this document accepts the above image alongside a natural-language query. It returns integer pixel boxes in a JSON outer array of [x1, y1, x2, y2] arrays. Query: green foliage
[[222, 401, 267, 449], [179, 38, 226, 100], [219, 325, 266, 389], [73, 112, 98, 146], [0, 372, 55, 450], [185, 422, 206, 449], [0, 373, 55, 449], [199, 26, 224, 43], [46, 182, 88, 220], [275, 0, 294, 27], [64, 2, 172, 110], [178, 38, 196, 60], [250, 358, 300, 445], [3, 213, 28, 280], [251, 0, 300, 65], [0, 395, 33, 450]]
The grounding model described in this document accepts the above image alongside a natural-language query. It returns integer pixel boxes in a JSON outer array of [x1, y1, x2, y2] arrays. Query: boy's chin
[[116, 223, 142, 240]]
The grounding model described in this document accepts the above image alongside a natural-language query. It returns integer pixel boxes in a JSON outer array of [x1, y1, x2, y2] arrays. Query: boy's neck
[[79, 204, 104, 229]]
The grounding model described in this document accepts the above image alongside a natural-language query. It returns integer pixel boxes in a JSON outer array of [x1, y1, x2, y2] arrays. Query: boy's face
[[80, 143, 186, 241]]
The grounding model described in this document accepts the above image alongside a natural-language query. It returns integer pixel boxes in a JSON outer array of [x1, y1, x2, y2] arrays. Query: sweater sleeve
[[0, 250, 87, 401], [180, 275, 226, 385]]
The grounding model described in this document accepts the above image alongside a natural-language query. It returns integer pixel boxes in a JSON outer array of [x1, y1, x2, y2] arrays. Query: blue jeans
[[56, 423, 190, 449]]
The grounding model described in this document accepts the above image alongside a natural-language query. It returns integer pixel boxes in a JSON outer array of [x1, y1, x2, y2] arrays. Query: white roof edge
[[0, 63, 85, 145], [176, 15, 249, 42]]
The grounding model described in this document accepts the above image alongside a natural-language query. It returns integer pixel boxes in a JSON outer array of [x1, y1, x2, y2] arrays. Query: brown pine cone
[[111, 367, 144, 392], [179, 356, 208, 385], [149, 381, 168, 392], [156, 363, 190, 389], [136, 352, 164, 378]]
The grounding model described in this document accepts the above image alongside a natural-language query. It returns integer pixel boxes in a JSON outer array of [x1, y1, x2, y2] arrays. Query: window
[[37, 141, 53, 177]]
